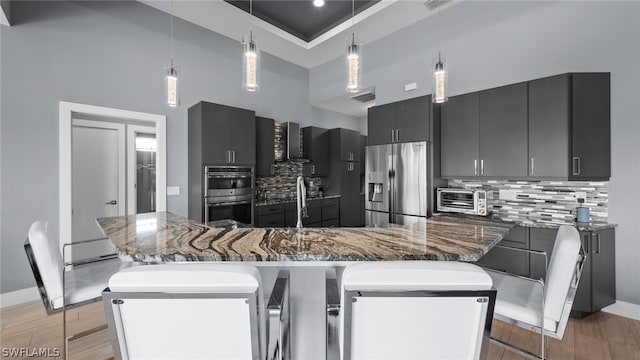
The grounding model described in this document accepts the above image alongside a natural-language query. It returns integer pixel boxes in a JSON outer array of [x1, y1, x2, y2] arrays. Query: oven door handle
[[207, 174, 252, 179], [206, 199, 252, 207]]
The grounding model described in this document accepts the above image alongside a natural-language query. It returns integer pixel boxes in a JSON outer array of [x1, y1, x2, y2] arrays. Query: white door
[[71, 120, 125, 260]]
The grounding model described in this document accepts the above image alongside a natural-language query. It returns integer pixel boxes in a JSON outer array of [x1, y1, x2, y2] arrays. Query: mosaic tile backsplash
[[256, 161, 321, 201], [448, 179, 609, 226]]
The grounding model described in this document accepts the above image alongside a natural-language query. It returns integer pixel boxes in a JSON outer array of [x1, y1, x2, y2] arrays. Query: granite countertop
[[255, 194, 341, 206], [432, 213, 617, 232], [97, 212, 514, 263]]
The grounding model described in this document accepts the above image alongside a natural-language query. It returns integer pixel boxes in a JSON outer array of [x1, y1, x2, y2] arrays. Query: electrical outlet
[[499, 189, 520, 201], [167, 186, 180, 196], [573, 191, 587, 200]]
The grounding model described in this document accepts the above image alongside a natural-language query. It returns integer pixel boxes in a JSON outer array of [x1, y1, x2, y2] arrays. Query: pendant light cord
[[170, 0, 174, 64], [352, 0, 355, 27]]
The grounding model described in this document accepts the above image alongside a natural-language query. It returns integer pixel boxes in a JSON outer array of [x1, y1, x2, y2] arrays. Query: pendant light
[[165, 0, 179, 107], [432, 1, 447, 104], [242, 0, 260, 92], [433, 52, 447, 103], [346, 0, 361, 93]]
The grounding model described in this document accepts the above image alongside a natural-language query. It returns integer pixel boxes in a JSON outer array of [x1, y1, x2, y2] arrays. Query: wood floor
[[1, 300, 639, 359]]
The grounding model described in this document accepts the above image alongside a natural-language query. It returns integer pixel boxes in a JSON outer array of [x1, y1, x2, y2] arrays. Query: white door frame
[[60, 101, 166, 252], [126, 124, 156, 215]]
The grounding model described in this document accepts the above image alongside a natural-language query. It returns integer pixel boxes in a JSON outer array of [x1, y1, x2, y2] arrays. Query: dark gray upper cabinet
[[479, 82, 528, 177], [396, 96, 430, 143], [302, 126, 329, 176], [529, 73, 610, 180], [570, 73, 611, 180], [229, 108, 256, 166], [441, 92, 480, 177], [337, 128, 360, 162], [441, 73, 610, 180], [528, 74, 570, 178], [367, 95, 430, 146], [368, 103, 396, 146], [255, 117, 275, 176], [190, 101, 256, 166]]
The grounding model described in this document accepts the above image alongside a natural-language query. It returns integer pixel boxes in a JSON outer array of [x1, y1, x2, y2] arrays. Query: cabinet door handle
[[226, 150, 231, 163], [396, 129, 400, 142], [391, 130, 395, 143], [474, 160, 478, 175], [572, 156, 581, 175], [232, 151, 236, 164], [531, 157, 535, 176], [271, 164, 275, 175], [594, 233, 601, 254], [480, 159, 484, 175], [311, 164, 315, 175], [582, 234, 590, 254]]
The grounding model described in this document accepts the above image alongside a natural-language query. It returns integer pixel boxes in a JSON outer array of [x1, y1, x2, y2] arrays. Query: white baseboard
[[0, 287, 40, 309], [602, 301, 640, 321]]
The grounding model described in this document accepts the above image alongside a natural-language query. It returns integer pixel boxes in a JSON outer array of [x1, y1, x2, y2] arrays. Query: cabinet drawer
[[256, 213, 285, 228], [322, 205, 339, 220], [257, 204, 284, 216], [285, 207, 322, 227], [322, 198, 340, 207], [321, 218, 339, 227], [288, 200, 322, 211]]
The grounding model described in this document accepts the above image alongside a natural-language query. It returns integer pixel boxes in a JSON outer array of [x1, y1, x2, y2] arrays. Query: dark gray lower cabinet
[[528, 227, 616, 317], [480, 225, 616, 317], [477, 226, 529, 277], [255, 204, 285, 227], [285, 200, 322, 227], [573, 228, 616, 316], [256, 198, 340, 228]]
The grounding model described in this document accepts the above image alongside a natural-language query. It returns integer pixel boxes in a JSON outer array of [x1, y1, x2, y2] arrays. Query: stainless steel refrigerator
[[365, 142, 427, 226]]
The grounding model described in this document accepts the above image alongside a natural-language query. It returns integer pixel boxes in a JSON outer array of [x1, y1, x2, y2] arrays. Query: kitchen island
[[97, 212, 514, 359], [97, 212, 513, 263]]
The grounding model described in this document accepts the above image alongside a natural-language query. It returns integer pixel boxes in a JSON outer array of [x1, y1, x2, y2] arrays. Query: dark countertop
[[432, 213, 617, 232], [254, 194, 341, 207], [97, 212, 514, 263]]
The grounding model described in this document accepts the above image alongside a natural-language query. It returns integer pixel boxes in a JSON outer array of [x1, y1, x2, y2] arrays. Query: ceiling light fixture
[[242, 0, 260, 92], [165, 0, 179, 107], [432, 1, 448, 103], [313, 0, 325, 7], [346, 0, 362, 93]]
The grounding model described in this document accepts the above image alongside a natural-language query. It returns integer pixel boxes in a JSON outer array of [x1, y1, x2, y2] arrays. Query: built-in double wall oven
[[203, 166, 254, 226]]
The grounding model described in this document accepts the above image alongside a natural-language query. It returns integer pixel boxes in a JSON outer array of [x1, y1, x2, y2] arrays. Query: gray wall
[[0, 1, 361, 294], [311, 1, 640, 305]]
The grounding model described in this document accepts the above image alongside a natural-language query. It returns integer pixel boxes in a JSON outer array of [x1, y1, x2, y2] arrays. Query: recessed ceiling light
[[313, 0, 325, 7]]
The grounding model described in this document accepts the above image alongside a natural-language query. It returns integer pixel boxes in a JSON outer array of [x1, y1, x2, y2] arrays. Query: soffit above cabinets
[[138, 0, 458, 69], [225, 0, 379, 43]]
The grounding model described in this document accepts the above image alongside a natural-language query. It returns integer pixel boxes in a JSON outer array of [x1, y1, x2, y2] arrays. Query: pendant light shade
[[433, 53, 447, 103], [346, 34, 361, 93], [242, 32, 260, 92], [165, 62, 179, 107]]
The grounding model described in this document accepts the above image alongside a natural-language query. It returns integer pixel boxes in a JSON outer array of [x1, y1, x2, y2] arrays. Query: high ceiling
[[140, 0, 456, 69], [139, 0, 457, 117], [225, 1, 379, 42]]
